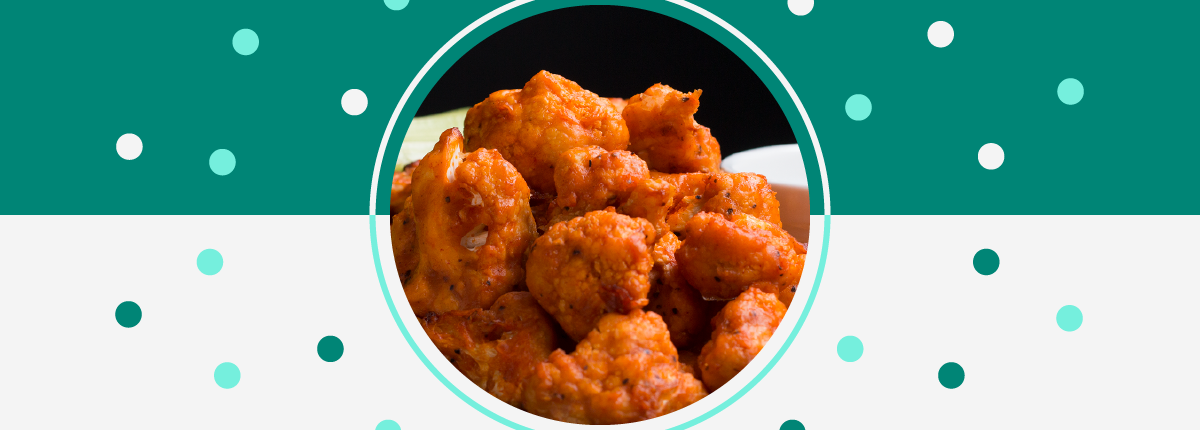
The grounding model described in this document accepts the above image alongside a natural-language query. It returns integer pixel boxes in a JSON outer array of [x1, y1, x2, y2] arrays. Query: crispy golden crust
[[421, 292, 557, 406], [619, 172, 782, 239], [392, 196, 418, 281], [390, 160, 420, 215], [676, 212, 805, 300], [522, 310, 708, 424], [697, 288, 787, 390], [701, 172, 781, 227], [547, 146, 649, 227], [403, 128, 538, 316], [646, 232, 710, 348], [746, 253, 806, 308], [619, 172, 710, 238], [623, 84, 722, 173], [464, 71, 630, 194], [526, 209, 656, 340]]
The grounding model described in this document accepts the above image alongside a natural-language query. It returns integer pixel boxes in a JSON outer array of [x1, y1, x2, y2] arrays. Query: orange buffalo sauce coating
[[522, 310, 707, 424], [464, 71, 629, 194]]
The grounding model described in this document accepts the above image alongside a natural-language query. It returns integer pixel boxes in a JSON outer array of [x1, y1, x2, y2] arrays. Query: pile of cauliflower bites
[[390, 71, 807, 425]]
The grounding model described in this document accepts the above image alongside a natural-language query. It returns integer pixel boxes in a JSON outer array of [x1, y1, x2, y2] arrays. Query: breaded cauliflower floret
[[522, 310, 708, 424]]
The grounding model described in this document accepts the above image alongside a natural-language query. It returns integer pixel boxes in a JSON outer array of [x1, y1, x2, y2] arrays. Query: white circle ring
[[368, 1, 832, 429]]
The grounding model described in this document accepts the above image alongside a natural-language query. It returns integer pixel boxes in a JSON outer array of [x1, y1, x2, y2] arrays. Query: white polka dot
[[116, 133, 143, 160], [928, 21, 954, 48], [341, 89, 368, 116], [787, 0, 814, 16], [978, 143, 1004, 170]]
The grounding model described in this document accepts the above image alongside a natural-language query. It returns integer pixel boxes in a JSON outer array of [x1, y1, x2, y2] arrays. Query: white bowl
[[721, 144, 810, 243]]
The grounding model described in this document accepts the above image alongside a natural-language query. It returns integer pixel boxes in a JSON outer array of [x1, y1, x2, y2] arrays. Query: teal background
[[1, 0, 1196, 215]]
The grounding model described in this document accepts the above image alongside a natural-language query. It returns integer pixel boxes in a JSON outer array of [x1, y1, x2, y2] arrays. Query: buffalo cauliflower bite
[[619, 172, 782, 238], [676, 212, 805, 300], [700, 172, 782, 227], [526, 209, 656, 340], [403, 128, 538, 316], [646, 231, 710, 349], [389, 160, 420, 215], [464, 71, 630, 194], [522, 310, 708, 424], [697, 288, 787, 390], [547, 146, 649, 227], [421, 292, 557, 406], [623, 84, 722, 173], [391, 196, 418, 282]]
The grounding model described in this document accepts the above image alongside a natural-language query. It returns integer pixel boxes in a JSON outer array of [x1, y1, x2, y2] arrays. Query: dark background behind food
[[416, 6, 796, 157]]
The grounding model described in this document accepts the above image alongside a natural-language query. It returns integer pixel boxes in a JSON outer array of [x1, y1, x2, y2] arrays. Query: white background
[[1, 215, 1196, 428]]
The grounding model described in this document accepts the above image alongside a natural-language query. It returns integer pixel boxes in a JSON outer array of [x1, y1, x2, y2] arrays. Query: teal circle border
[[368, 1, 831, 428]]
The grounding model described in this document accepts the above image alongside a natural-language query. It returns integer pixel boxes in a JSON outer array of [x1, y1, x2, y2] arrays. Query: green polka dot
[[318, 335, 344, 362], [973, 249, 999, 276], [845, 94, 872, 121], [376, 419, 401, 430], [209, 149, 236, 176], [115, 301, 142, 328], [197, 249, 223, 275], [214, 362, 241, 389], [1056, 305, 1083, 332], [938, 362, 965, 389], [780, 419, 805, 430], [232, 29, 259, 56], [383, 0, 409, 11], [836, 335, 863, 362], [1058, 78, 1084, 105]]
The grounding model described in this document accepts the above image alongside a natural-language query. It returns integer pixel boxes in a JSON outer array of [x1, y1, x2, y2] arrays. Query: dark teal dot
[[317, 335, 344, 362], [973, 249, 999, 275], [781, 419, 805, 430], [115, 301, 142, 328], [938, 362, 965, 389]]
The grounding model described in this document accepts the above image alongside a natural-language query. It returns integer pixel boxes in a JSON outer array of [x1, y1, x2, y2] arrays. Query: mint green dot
[[376, 419, 401, 430], [232, 29, 259, 56], [938, 362, 965, 389], [115, 301, 142, 328], [973, 248, 999, 275], [384, 0, 409, 11], [214, 362, 240, 389], [209, 149, 236, 176], [845, 94, 872, 121], [318, 336, 344, 362], [1058, 78, 1084, 105], [836, 335, 863, 362], [197, 249, 223, 275], [1056, 305, 1083, 332]]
